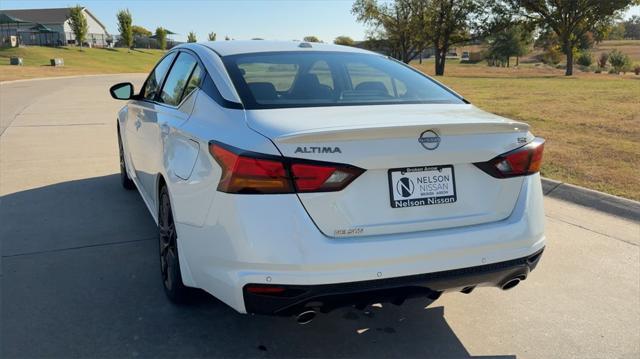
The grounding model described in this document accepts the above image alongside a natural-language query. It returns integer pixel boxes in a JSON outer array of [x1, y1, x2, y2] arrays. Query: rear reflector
[[474, 138, 545, 178], [245, 285, 286, 294], [209, 142, 364, 194]]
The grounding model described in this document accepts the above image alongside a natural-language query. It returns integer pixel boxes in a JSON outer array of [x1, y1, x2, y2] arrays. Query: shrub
[[634, 65, 640, 76], [542, 47, 562, 65], [576, 52, 593, 67], [597, 52, 608, 68], [608, 50, 632, 74]]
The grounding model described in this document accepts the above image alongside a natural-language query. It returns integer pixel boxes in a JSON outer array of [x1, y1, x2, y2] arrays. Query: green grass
[[0, 46, 164, 81]]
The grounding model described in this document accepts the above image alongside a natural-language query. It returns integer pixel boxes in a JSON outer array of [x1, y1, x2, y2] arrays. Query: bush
[[608, 50, 632, 74], [597, 52, 608, 68], [576, 52, 593, 67], [634, 65, 640, 76], [542, 47, 562, 65]]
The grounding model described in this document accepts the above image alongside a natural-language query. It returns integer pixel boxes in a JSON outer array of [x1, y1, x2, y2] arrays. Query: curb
[[542, 177, 639, 221], [0, 73, 147, 85]]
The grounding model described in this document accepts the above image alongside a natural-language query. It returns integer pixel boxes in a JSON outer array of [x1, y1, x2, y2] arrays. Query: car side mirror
[[110, 82, 134, 100]]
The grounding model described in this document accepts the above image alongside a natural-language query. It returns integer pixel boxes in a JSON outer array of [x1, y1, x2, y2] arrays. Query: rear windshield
[[222, 52, 465, 109]]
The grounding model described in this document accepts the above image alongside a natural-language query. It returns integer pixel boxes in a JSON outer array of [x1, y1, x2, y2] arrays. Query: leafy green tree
[[334, 36, 355, 46], [208, 32, 217, 41], [303, 35, 321, 42], [187, 32, 197, 43], [132, 25, 151, 37], [487, 24, 533, 67], [117, 9, 134, 49], [155, 27, 167, 50], [68, 5, 88, 47], [517, 0, 639, 76], [426, 0, 484, 75]]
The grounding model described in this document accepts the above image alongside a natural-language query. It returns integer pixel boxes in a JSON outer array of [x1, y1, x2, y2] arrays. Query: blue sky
[[1, 1, 638, 43], [0, 0, 368, 42]]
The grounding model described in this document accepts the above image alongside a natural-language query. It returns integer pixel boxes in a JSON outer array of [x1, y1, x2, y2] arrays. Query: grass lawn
[[413, 61, 640, 200], [0, 46, 164, 81]]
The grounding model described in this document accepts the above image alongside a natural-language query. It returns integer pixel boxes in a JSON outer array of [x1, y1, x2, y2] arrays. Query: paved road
[[1, 75, 638, 358]]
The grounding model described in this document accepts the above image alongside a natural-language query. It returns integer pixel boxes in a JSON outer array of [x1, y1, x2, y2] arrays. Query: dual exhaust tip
[[296, 275, 526, 324]]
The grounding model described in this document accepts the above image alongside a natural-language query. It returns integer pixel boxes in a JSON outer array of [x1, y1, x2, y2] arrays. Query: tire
[[118, 128, 135, 190], [158, 185, 191, 304]]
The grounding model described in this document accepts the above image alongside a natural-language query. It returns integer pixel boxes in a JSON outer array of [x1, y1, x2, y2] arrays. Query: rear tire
[[158, 185, 191, 304], [118, 128, 135, 190]]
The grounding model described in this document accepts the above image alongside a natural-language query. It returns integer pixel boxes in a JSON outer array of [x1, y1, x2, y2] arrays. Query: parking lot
[[1, 75, 639, 358]]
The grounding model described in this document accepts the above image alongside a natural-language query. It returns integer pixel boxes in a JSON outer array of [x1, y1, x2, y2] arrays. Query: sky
[[0, 0, 368, 42], [1, 1, 638, 43]]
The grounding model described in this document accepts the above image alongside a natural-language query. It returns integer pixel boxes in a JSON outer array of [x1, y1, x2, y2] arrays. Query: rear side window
[[142, 52, 176, 100], [159, 52, 200, 106], [223, 52, 464, 109]]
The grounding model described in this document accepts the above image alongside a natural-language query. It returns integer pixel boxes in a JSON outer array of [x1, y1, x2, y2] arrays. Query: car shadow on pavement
[[1, 174, 516, 358]]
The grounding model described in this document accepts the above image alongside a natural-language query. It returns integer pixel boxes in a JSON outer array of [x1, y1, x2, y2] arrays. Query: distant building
[[0, 7, 110, 47]]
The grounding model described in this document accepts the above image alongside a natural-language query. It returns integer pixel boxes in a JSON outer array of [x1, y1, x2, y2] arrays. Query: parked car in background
[[110, 41, 545, 323]]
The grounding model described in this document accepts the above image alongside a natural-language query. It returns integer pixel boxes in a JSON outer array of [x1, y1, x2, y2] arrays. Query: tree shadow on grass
[[1, 174, 516, 358]]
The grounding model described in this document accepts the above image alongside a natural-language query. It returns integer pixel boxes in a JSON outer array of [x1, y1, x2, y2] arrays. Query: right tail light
[[474, 138, 545, 178]]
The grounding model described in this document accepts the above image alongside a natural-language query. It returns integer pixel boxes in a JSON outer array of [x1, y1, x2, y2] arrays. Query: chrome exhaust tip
[[296, 310, 316, 325], [501, 277, 523, 291]]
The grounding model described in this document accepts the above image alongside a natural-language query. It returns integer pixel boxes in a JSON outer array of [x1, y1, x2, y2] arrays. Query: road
[[1, 75, 638, 358]]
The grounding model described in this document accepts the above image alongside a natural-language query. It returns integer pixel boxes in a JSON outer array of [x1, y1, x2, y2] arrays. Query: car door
[[136, 51, 205, 209], [126, 52, 177, 197]]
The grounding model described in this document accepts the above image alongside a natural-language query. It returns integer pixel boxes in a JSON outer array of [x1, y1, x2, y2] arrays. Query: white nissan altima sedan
[[110, 40, 545, 322]]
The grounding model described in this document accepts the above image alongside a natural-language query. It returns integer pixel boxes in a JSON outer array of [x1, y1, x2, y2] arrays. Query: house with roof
[[0, 7, 110, 47]]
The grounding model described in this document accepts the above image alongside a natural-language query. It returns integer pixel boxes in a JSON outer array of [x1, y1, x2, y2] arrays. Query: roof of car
[[198, 40, 376, 57]]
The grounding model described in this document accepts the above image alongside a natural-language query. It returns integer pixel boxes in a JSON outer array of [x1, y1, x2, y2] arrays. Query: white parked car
[[110, 41, 545, 322]]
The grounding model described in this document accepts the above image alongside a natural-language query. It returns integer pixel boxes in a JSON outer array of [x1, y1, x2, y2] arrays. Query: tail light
[[209, 142, 364, 194], [474, 138, 545, 178]]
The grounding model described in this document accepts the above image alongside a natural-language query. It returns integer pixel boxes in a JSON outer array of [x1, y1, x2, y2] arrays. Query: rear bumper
[[243, 247, 544, 315]]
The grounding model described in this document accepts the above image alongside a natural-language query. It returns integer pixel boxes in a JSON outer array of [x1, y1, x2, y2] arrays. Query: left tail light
[[474, 138, 545, 178], [209, 142, 364, 194]]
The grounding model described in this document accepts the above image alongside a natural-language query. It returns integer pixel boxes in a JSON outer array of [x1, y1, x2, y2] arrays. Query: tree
[[187, 31, 197, 43], [117, 9, 133, 49], [487, 24, 532, 67], [352, 0, 430, 63], [68, 5, 88, 47], [517, 0, 638, 76], [132, 25, 151, 37], [334, 36, 355, 46], [208, 32, 217, 41], [155, 27, 167, 50], [624, 16, 640, 39], [426, 0, 486, 75], [303, 35, 321, 42]]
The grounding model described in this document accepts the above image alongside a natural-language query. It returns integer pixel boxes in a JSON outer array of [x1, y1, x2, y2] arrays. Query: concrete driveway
[[1, 75, 638, 358]]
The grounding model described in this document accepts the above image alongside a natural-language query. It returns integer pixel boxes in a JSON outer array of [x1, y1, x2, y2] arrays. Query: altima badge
[[419, 130, 441, 150]]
